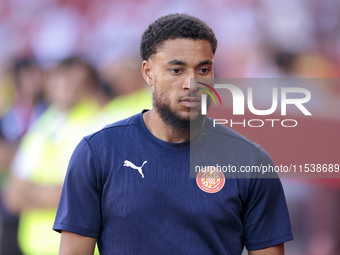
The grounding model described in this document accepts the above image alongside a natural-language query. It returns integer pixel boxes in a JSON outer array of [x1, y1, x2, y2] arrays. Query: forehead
[[152, 38, 214, 64]]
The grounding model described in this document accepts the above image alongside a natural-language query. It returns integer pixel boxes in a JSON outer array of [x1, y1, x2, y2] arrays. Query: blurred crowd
[[0, 56, 151, 255], [0, 0, 339, 255]]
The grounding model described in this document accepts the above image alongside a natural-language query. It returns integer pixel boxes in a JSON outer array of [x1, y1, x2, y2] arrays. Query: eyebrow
[[167, 59, 187, 65], [166, 59, 213, 66], [198, 60, 213, 66]]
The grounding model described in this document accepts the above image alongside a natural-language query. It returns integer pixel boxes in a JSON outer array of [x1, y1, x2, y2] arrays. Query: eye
[[171, 68, 182, 74], [199, 68, 210, 74]]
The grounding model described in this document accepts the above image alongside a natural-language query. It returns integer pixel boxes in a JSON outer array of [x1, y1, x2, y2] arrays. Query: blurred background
[[0, 0, 339, 254]]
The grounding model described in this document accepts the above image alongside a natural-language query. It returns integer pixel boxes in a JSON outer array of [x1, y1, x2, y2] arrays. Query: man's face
[[47, 65, 91, 111], [143, 38, 214, 131]]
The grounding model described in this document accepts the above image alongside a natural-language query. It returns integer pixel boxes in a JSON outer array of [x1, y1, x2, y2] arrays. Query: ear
[[141, 60, 154, 87]]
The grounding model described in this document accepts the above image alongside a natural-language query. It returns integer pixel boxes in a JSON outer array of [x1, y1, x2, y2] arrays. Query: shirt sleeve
[[243, 147, 294, 251], [53, 138, 101, 238]]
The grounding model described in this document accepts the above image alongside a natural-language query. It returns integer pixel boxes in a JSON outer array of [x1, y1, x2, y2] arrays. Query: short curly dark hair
[[140, 13, 217, 61]]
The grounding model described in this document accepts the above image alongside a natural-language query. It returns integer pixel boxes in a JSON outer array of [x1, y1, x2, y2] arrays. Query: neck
[[142, 109, 204, 143]]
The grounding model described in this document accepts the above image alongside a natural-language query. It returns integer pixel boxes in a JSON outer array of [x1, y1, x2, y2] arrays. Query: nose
[[182, 70, 198, 91]]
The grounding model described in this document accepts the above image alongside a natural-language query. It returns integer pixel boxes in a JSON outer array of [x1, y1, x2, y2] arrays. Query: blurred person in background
[[0, 58, 48, 255], [91, 57, 152, 129], [3, 57, 101, 255], [0, 58, 47, 169], [0, 64, 16, 118], [292, 54, 340, 255], [100, 57, 150, 98], [269, 49, 340, 255]]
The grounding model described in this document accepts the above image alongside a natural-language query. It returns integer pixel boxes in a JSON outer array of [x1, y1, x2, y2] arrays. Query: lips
[[179, 97, 201, 108]]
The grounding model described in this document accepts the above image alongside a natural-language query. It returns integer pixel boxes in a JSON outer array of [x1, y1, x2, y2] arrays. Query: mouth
[[179, 97, 201, 108]]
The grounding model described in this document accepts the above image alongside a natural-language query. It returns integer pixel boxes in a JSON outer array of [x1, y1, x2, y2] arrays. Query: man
[[54, 14, 293, 254], [5, 57, 101, 255], [91, 57, 152, 131], [0, 58, 47, 255]]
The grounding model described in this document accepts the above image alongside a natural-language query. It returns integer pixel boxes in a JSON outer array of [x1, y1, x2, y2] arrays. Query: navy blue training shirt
[[54, 110, 293, 254]]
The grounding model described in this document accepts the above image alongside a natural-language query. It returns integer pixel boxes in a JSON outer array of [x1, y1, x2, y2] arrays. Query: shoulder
[[85, 113, 142, 146], [200, 118, 274, 178], [206, 117, 261, 151], [89, 113, 141, 136]]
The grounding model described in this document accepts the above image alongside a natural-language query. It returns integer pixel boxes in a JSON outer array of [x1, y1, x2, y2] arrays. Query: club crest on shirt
[[196, 167, 225, 193]]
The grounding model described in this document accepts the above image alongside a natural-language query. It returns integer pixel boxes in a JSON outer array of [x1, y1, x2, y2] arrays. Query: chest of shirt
[[96, 147, 245, 230]]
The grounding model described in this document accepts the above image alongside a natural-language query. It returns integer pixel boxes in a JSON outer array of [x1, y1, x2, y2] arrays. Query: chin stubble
[[152, 87, 211, 135]]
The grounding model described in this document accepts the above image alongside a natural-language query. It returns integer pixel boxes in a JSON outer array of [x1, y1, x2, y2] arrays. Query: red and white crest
[[196, 167, 225, 193]]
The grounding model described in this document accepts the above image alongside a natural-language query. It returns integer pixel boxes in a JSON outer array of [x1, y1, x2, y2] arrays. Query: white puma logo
[[123, 160, 147, 178]]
